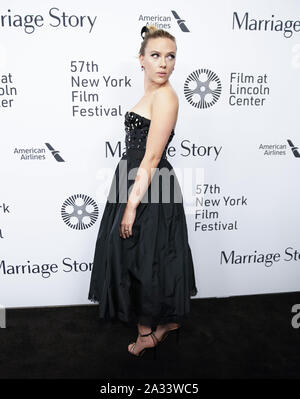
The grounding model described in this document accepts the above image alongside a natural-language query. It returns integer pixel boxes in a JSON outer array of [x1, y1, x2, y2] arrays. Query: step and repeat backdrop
[[1, 0, 300, 308]]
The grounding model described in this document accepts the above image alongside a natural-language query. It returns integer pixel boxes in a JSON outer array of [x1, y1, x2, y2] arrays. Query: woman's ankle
[[138, 323, 152, 335], [156, 322, 179, 330]]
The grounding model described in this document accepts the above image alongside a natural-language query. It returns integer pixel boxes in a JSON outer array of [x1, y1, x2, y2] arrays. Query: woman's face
[[140, 37, 176, 83]]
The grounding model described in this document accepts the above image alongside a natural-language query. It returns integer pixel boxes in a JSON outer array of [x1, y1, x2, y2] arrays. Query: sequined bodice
[[123, 111, 175, 160]]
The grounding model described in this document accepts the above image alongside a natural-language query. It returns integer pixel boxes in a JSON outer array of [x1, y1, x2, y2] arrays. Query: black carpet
[[1, 291, 300, 379]]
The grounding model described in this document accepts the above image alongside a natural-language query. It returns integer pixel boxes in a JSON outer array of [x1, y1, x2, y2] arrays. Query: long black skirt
[[88, 152, 198, 329]]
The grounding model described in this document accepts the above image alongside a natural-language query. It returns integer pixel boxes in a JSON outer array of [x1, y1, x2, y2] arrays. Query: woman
[[88, 24, 198, 358]]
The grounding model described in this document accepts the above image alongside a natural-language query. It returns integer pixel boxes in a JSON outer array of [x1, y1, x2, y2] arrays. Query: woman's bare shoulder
[[152, 85, 179, 110]]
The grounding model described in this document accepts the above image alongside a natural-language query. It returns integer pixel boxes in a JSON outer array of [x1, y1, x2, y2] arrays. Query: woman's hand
[[120, 203, 137, 239]]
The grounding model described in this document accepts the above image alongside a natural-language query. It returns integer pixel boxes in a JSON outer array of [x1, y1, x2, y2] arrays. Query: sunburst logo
[[184, 68, 222, 108], [61, 194, 99, 230]]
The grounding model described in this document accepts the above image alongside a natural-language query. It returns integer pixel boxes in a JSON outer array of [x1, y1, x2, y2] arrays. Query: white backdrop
[[1, 0, 300, 308]]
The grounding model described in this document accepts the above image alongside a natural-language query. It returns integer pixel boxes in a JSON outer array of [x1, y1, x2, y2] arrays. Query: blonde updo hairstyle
[[139, 24, 177, 56]]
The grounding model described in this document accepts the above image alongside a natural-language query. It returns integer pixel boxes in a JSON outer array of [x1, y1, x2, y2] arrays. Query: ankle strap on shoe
[[140, 330, 154, 337], [139, 330, 159, 346]]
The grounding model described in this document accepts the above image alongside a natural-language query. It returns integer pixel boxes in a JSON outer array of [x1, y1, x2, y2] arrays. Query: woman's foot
[[153, 322, 180, 343], [128, 329, 159, 356]]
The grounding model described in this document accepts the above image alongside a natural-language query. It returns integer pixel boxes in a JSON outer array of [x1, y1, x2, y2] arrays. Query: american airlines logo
[[45, 143, 65, 162], [259, 139, 300, 158], [13, 143, 65, 161], [171, 10, 190, 32], [287, 140, 300, 158]]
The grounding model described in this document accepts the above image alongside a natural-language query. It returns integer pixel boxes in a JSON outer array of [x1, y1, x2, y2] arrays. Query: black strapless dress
[[88, 111, 198, 329]]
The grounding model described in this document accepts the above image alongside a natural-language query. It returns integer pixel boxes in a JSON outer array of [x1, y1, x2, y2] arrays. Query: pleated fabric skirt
[[88, 153, 198, 329]]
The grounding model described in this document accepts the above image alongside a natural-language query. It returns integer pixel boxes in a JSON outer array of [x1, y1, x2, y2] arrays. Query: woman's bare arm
[[126, 88, 179, 209]]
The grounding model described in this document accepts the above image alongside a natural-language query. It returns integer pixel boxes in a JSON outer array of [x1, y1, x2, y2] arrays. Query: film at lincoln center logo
[[61, 194, 99, 230], [184, 68, 222, 108]]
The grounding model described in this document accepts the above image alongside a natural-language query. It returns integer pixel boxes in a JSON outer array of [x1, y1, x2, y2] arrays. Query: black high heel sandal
[[128, 330, 159, 359], [159, 326, 181, 345]]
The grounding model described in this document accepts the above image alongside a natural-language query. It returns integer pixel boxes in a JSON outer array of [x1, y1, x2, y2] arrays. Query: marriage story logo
[[0, 7, 97, 34]]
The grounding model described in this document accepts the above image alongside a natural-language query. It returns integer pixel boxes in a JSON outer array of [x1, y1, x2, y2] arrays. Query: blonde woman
[[88, 25, 197, 358]]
